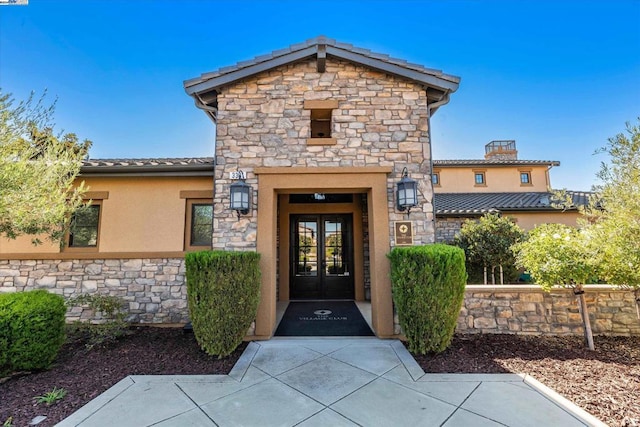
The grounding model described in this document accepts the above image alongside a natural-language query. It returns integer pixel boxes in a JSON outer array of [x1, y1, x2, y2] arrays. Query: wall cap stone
[[465, 284, 631, 292]]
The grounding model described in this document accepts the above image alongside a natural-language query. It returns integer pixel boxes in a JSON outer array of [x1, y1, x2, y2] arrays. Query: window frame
[[65, 200, 102, 253], [473, 170, 487, 186], [304, 100, 338, 145], [519, 169, 533, 186], [432, 171, 440, 186], [184, 198, 214, 251]]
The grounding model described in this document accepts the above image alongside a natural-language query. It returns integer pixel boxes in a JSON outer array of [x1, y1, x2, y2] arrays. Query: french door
[[290, 214, 354, 299]]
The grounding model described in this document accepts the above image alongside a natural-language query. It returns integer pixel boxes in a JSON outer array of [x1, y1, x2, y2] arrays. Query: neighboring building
[[0, 158, 215, 324], [433, 140, 590, 242], [0, 37, 461, 338]]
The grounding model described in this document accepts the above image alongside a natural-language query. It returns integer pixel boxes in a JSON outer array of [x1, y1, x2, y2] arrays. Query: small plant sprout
[[34, 387, 67, 406]]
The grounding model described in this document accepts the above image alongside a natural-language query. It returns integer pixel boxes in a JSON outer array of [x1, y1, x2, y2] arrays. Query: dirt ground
[[1, 328, 637, 427], [0, 327, 245, 427], [412, 334, 640, 427]]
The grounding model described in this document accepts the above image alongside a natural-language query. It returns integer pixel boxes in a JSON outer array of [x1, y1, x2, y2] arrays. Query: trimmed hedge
[[0, 290, 66, 374], [388, 244, 467, 354], [185, 250, 261, 358]]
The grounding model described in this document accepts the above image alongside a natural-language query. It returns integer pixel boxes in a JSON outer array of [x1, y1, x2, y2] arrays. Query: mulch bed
[[411, 334, 640, 427], [0, 327, 245, 427], [1, 330, 638, 427]]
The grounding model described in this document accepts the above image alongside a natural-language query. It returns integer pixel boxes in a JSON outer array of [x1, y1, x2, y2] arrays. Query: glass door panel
[[324, 218, 347, 276], [294, 220, 318, 277]]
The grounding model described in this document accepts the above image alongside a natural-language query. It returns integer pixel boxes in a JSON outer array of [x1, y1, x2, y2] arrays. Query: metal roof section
[[80, 157, 214, 177], [184, 36, 460, 119], [433, 159, 561, 167], [434, 191, 592, 216]]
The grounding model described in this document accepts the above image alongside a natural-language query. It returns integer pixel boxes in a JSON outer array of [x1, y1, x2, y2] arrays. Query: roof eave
[[184, 42, 460, 98], [184, 46, 317, 95], [325, 46, 460, 93], [80, 164, 214, 177], [434, 161, 561, 167]]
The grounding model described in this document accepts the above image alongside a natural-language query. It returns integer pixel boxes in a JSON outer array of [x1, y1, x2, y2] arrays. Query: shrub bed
[[0, 290, 66, 374], [185, 250, 261, 358], [389, 244, 467, 354]]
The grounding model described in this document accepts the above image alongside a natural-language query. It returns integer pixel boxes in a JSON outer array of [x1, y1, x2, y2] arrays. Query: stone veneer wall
[[435, 217, 466, 243], [393, 285, 639, 336], [211, 58, 435, 250], [457, 285, 639, 336], [0, 258, 190, 324]]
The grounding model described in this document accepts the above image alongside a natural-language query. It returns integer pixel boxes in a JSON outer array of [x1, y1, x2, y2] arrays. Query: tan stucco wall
[[0, 235, 60, 254], [506, 211, 582, 230], [434, 165, 551, 193], [0, 176, 213, 256], [435, 211, 583, 243]]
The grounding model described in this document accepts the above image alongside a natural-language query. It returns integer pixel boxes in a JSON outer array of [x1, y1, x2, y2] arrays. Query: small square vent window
[[310, 109, 332, 138]]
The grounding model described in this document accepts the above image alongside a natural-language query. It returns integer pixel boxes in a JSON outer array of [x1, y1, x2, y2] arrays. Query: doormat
[[275, 301, 374, 336]]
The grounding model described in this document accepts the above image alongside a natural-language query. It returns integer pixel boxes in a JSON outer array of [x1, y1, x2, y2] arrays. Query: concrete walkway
[[57, 338, 603, 427]]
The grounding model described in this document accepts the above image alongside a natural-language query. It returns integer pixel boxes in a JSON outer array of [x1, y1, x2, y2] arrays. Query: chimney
[[485, 140, 518, 160]]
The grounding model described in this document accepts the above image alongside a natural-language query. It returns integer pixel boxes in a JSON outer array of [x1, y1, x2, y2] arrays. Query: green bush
[[0, 298, 11, 370], [0, 290, 66, 373], [388, 244, 467, 354], [65, 294, 129, 349], [185, 250, 261, 358]]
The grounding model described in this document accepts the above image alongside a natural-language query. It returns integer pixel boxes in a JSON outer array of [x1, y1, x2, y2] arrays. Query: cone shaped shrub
[[388, 244, 467, 354], [185, 250, 261, 358], [0, 290, 66, 373]]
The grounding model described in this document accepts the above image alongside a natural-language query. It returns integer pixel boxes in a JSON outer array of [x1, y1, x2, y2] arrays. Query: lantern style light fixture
[[396, 167, 418, 213], [230, 178, 251, 219]]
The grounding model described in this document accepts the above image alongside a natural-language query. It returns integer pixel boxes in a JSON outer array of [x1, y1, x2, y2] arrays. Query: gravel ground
[[1, 329, 637, 426]]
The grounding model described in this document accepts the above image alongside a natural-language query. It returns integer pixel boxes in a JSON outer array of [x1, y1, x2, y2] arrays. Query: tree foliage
[[587, 119, 640, 290], [454, 213, 524, 284], [512, 223, 597, 350], [0, 91, 91, 244], [513, 223, 596, 292]]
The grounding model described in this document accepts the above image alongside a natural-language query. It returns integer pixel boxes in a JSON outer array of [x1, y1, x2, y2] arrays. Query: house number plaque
[[394, 221, 413, 246]]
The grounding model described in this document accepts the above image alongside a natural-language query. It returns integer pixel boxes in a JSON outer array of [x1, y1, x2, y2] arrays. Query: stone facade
[[211, 58, 435, 250], [457, 285, 640, 336], [435, 217, 465, 243], [0, 258, 189, 324]]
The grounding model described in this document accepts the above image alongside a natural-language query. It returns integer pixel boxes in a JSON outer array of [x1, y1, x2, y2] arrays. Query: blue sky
[[1, 0, 638, 191]]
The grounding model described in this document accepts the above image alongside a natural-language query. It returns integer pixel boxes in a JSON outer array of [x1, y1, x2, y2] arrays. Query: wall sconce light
[[230, 178, 251, 220], [396, 167, 418, 214]]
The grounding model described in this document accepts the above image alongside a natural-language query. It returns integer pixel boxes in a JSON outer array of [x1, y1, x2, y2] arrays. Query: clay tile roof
[[434, 191, 592, 216], [433, 159, 561, 167], [184, 36, 460, 96], [82, 157, 213, 167], [81, 157, 214, 176]]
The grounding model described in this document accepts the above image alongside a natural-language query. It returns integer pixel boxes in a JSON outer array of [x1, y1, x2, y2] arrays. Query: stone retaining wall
[[457, 285, 639, 336], [4, 259, 638, 337], [0, 258, 190, 324]]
